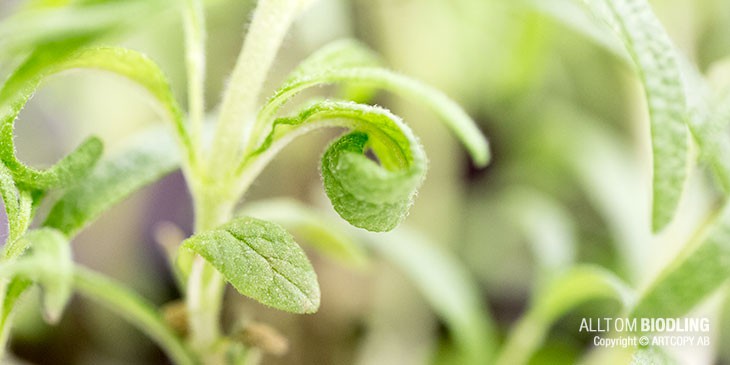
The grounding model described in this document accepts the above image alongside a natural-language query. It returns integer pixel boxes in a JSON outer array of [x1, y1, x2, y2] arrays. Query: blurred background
[[2, 0, 730, 364]]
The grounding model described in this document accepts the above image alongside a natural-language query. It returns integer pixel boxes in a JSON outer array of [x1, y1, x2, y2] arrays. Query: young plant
[[491, 0, 730, 363], [0, 0, 489, 363]]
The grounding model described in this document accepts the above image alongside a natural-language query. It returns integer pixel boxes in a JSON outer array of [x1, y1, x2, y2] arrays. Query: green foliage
[[44, 127, 179, 236], [0, 0, 493, 363], [366, 229, 496, 364], [0, 0, 170, 61], [496, 265, 633, 365], [0, 45, 188, 191], [251, 39, 489, 167], [73, 267, 196, 365], [182, 217, 320, 314], [240, 199, 369, 267], [583, 0, 690, 232], [630, 205, 730, 319], [0, 228, 72, 324], [253, 101, 427, 232]]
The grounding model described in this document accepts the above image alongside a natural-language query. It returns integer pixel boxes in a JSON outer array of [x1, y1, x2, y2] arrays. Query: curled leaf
[[252, 40, 489, 167], [0, 45, 190, 191], [182, 217, 320, 314], [245, 101, 426, 232], [322, 131, 424, 232]]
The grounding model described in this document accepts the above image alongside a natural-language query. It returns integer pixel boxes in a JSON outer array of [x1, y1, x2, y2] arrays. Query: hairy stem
[[209, 0, 312, 177], [186, 184, 235, 360], [73, 267, 196, 365], [183, 0, 206, 164]]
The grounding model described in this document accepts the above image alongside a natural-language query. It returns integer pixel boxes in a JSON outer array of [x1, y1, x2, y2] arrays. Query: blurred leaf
[[630, 204, 730, 319], [0, 228, 72, 324], [688, 87, 730, 194], [582, 0, 689, 232], [239, 198, 369, 267], [248, 101, 427, 232], [495, 265, 633, 365], [0, 0, 171, 60], [73, 266, 196, 365], [365, 228, 496, 364], [630, 346, 677, 365], [44, 127, 179, 236], [502, 187, 576, 281], [182, 217, 320, 314]]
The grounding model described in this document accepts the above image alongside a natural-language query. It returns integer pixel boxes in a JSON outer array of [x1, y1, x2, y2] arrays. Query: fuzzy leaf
[[253, 41, 489, 166], [44, 127, 179, 236], [495, 265, 633, 365], [248, 101, 426, 232], [630, 204, 730, 319], [239, 198, 369, 267], [583, 0, 689, 232], [0, 164, 33, 247], [182, 217, 320, 314], [0, 45, 189, 191]]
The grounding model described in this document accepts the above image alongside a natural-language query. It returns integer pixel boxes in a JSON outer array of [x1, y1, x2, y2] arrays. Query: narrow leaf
[[182, 217, 320, 314], [495, 265, 633, 365], [253, 41, 489, 166], [630, 204, 730, 319], [0, 45, 190, 191], [44, 127, 179, 236], [73, 266, 196, 365], [245, 101, 426, 232], [364, 228, 496, 364], [239, 198, 369, 267], [583, 0, 689, 232]]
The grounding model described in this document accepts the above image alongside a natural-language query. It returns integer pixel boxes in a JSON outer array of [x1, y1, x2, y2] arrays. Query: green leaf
[[252, 41, 489, 167], [0, 45, 190, 191], [364, 228, 496, 364], [73, 266, 196, 365], [0, 164, 33, 247], [630, 204, 730, 319], [582, 0, 689, 232], [44, 127, 179, 236], [0, 228, 73, 324], [238, 198, 369, 267], [495, 265, 633, 365], [245, 101, 427, 232], [0, 0, 171, 61], [182, 217, 320, 314], [688, 88, 730, 194]]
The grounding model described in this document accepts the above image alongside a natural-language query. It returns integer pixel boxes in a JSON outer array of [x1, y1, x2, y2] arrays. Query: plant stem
[[183, 0, 206, 163], [73, 266, 196, 365], [186, 184, 235, 359], [209, 0, 311, 177]]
